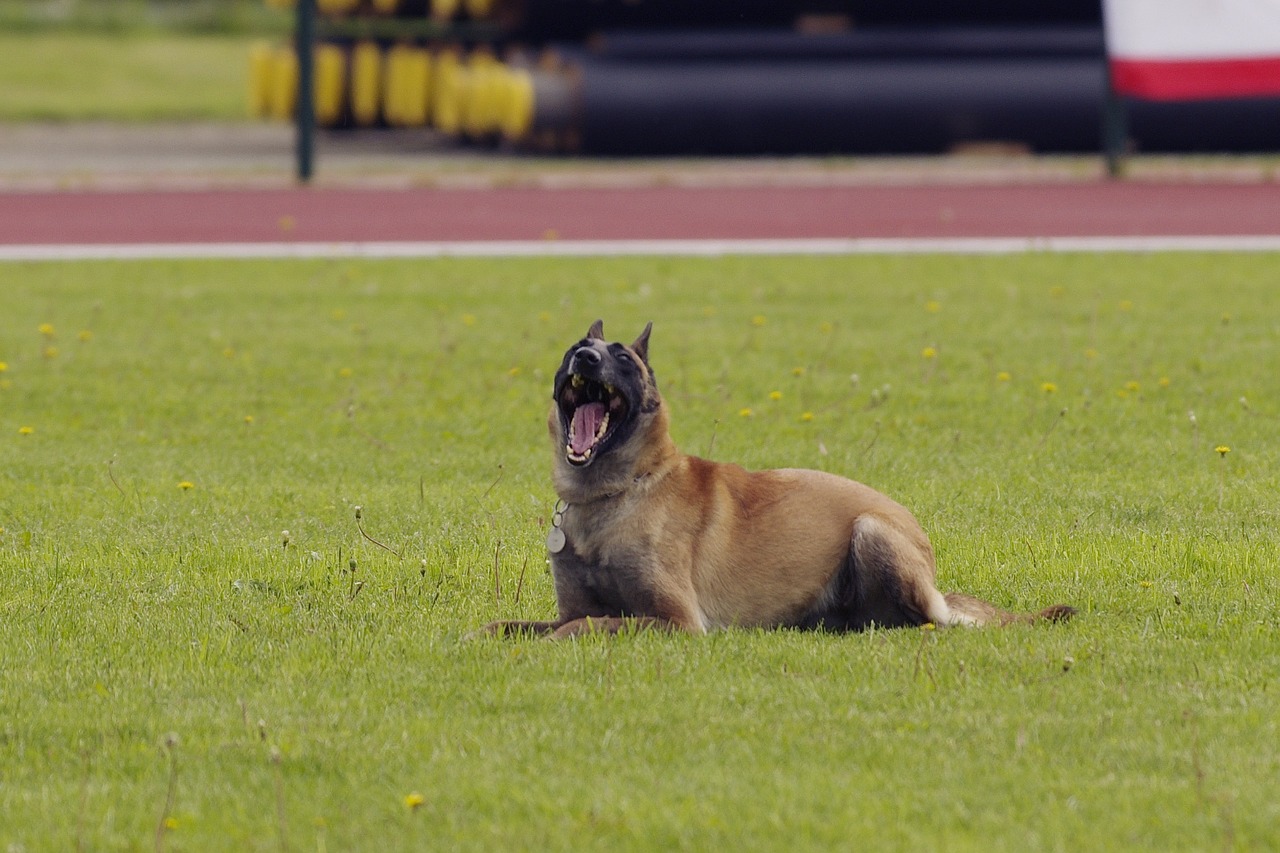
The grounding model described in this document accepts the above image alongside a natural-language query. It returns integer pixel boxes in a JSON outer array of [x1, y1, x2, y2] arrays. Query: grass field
[[0, 32, 265, 121], [2, 252, 1278, 850]]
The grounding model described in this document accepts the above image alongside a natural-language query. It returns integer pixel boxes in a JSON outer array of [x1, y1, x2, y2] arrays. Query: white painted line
[[2, 236, 1280, 262]]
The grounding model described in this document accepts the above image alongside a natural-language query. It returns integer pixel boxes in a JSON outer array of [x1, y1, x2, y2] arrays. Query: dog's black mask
[[552, 320, 653, 468]]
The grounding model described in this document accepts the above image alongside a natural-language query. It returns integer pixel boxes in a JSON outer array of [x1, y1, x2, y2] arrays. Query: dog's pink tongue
[[571, 402, 606, 454]]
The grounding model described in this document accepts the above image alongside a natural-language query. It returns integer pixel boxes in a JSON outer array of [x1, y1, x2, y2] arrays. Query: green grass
[[0, 0, 289, 35], [0, 32, 267, 121], [2, 252, 1278, 851]]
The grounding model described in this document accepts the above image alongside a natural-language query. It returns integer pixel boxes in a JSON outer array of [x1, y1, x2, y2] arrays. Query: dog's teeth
[[571, 375, 584, 388]]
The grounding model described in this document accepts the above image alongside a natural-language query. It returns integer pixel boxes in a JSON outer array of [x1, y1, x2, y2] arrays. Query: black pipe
[[565, 58, 1110, 155], [586, 26, 1106, 62], [521, 56, 1280, 155]]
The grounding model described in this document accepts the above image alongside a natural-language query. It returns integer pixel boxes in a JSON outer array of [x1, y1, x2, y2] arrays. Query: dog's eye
[[616, 352, 631, 363]]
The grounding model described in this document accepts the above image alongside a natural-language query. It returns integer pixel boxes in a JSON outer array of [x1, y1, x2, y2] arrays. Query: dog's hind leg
[[849, 515, 1076, 628], [847, 514, 996, 629]]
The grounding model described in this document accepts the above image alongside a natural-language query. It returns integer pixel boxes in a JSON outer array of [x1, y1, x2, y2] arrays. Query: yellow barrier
[[248, 41, 275, 119], [401, 47, 433, 127], [384, 44, 433, 127], [268, 46, 299, 121], [371, 0, 402, 12], [463, 50, 500, 138], [251, 32, 537, 140], [499, 67, 534, 140], [382, 44, 408, 126], [350, 40, 384, 126], [250, 42, 354, 127], [431, 48, 465, 134], [314, 42, 348, 127]]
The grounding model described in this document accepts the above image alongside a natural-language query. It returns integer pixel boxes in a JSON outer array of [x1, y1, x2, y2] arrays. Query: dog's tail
[[943, 592, 1077, 627]]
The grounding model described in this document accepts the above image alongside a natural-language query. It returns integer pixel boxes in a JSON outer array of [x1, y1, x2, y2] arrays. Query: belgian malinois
[[478, 320, 1075, 638]]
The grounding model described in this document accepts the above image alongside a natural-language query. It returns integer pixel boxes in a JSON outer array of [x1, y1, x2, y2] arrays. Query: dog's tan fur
[[479, 321, 1074, 639]]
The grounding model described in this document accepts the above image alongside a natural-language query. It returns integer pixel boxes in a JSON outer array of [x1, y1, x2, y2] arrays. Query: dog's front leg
[[468, 619, 562, 640], [550, 615, 687, 638], [551, 588, 706, 638]]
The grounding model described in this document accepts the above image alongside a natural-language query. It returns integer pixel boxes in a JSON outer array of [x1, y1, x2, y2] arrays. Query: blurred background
[[2, 0, 1278, 178]]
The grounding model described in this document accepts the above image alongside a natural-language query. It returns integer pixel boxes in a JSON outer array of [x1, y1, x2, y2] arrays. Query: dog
[[478, 320, 1075, 638]]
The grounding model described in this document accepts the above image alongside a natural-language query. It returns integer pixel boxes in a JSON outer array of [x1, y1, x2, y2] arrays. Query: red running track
[[1, 183, 1278, 245]]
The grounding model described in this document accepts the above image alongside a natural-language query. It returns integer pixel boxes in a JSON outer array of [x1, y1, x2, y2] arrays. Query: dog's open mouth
[[559, 373, 629, 466]]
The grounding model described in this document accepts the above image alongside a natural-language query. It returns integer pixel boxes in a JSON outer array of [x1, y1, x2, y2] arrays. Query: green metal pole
[[295, 0, 315, 183], [1101, 46, 1129, 179], [1103, 86, 1128, 178]]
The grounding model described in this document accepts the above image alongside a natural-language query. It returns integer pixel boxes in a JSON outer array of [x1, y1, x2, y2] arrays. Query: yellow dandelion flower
[[768, 390, 782, 401], [996, 371, 1011, 382], [404, 792, 426, 810], [38, 323, 55, 337], [750, 315, 766, 327], [338, 367, 354, 379], [1118, 300, 1134, 312], [462, 314, 477, 327], [1215, 445, 1231, 457], [1139, 580, 1153, 589], [178, 481, 195, 490], [243, 415, 255, 425], [924, 300, 941, 313], [163, 817, 180, 830], [42, 346, 58, 359], [1084, 348, 1099, 360], [537, 311, 551, 322], [921, 622, 936, 631], [921, 346, 937, 360], [18, 426, 34, 436], [222, 347, 236, 359], [800, 411, 814, 422], [1041, 382, 1058, 394], [0, 361, 8, 372], [1125, 380, 1140, 392], [738, 408, 753, 418], [78, 330, 93, 342], [507, 366, 521, 377], [1158, 377, 1171, 388], [792, 366, 806, 377]]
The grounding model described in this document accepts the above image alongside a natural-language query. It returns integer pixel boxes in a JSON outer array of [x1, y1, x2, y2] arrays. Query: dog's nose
[[571, 346, 602, 369]]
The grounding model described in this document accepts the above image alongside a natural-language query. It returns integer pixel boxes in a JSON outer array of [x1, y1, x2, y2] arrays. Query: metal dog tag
[[546, 526, 566, 554]]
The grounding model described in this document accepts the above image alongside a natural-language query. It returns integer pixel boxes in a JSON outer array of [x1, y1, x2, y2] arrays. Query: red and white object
[[1104, 0, 1280, 99]]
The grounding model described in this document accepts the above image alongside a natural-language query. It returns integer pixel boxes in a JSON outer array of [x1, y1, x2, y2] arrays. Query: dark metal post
[[1103, 73, 1128, 179], [295, 0, 315, 183]]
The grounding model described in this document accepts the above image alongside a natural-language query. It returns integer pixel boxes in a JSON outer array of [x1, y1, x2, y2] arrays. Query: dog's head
[[549, 320, 666, 494]]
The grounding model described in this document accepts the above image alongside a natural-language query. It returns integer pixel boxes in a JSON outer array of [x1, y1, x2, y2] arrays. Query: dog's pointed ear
[[587, 319, 605, 340], [631, 322, 653, 363]]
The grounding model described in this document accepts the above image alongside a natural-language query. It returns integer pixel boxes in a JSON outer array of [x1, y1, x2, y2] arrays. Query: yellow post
[[350, 41, 384, 127]]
